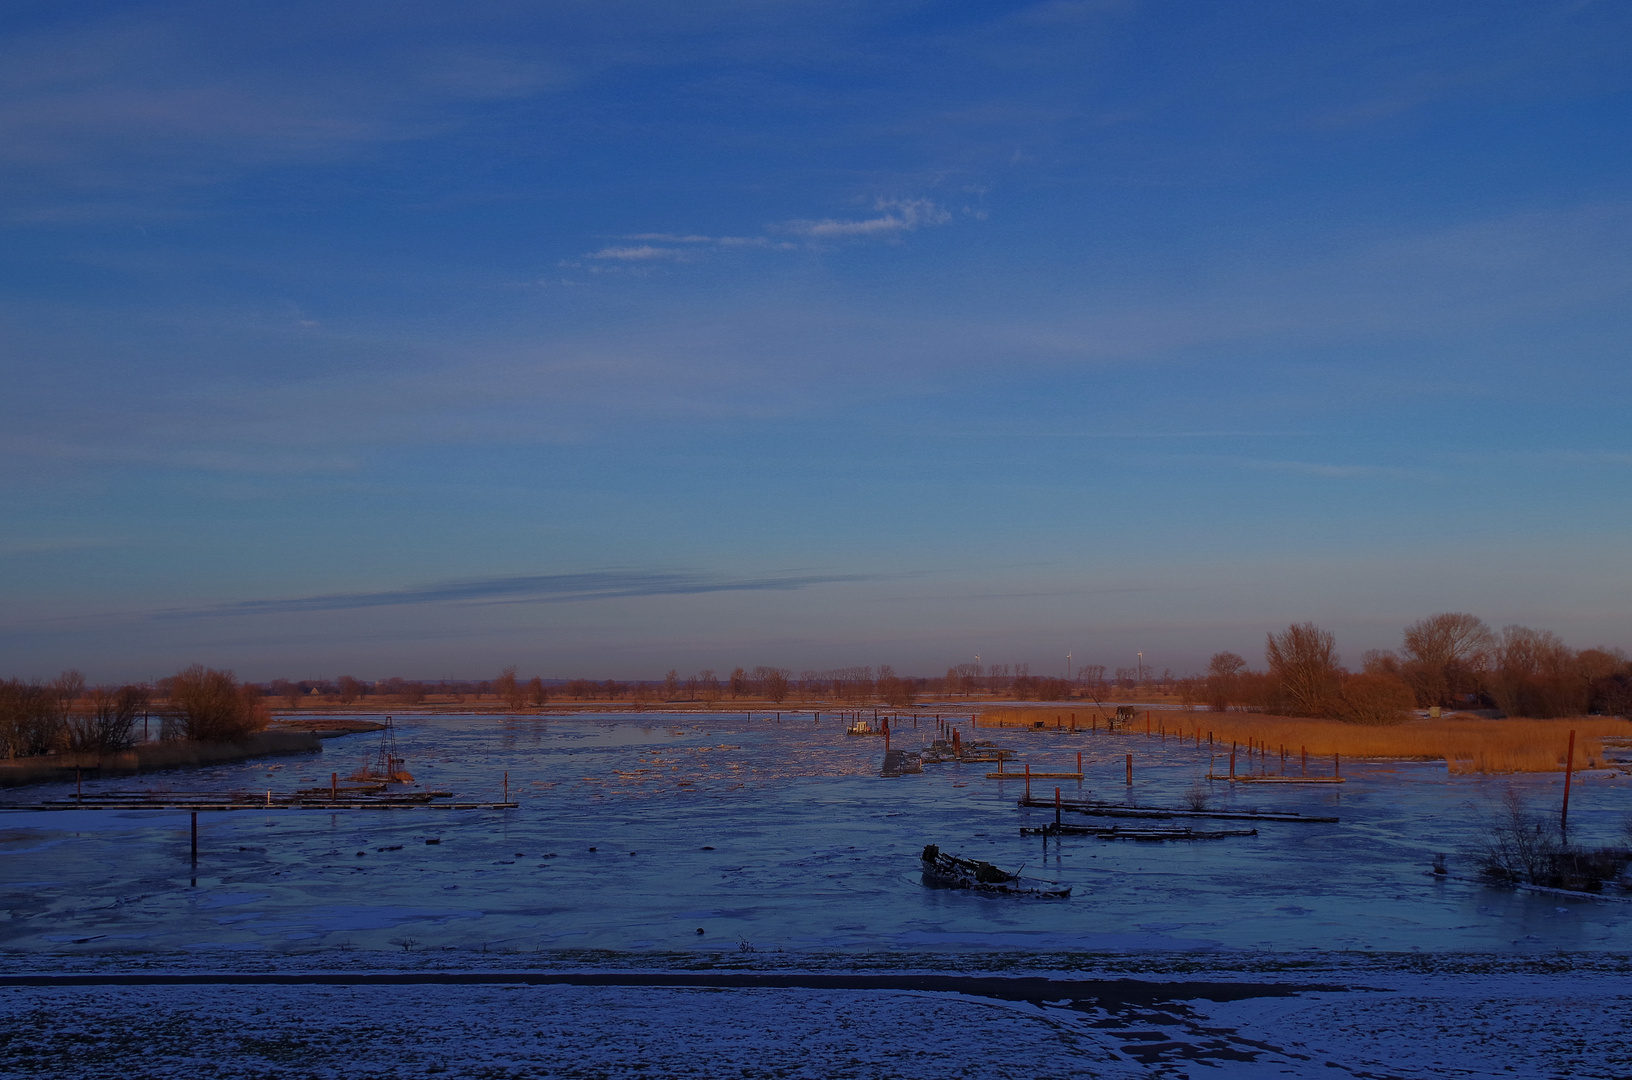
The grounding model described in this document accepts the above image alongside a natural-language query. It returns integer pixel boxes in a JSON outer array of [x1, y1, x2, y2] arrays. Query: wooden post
[[1076, 751, 1082, 775], [1230, 745, 1236, 778], [1125, 753, 1132, 786], [1334, 754, 1340, 779], [1054, 787, 1062, 828], [1025, 763, 1031, 800], [503, 771, 509, 803], [885, 725, 891, 751], [331, 772, 337, 801], [1070, 712, 1076, 731], [952, 729, 961, 756], [76, 768, 82, 802], [1561, 729, 1576, 836], [1301, 746, 1307, 776], [190, 811, 198, 864]]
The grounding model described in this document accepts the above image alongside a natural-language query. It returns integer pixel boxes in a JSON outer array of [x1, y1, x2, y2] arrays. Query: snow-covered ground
[[2, 962, 1627, 1079]]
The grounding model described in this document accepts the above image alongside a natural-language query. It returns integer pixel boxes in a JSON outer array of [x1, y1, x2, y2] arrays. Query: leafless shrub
[[64, 684, 149, 755], [1474, 788, 1632, 892]]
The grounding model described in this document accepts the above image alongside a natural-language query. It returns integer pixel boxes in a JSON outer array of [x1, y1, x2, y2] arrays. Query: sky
[[3, 0, 1631, 684]]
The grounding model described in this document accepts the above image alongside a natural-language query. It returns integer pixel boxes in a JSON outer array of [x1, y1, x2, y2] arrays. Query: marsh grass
[[979, 708, 1628, 773]]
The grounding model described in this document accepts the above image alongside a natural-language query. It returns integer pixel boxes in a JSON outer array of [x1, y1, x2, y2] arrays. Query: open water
[[3, 711, 1629, 955]]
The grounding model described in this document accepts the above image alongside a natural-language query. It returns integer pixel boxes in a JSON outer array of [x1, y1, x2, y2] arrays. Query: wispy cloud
[[154, 568, 887, 619], [582, 233, 797, 262], [586, 245, 689, 261], [778, 198, 951, 238]]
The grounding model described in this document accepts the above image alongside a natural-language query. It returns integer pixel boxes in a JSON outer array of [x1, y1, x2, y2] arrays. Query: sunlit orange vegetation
[[978, 708, 1630, 774]]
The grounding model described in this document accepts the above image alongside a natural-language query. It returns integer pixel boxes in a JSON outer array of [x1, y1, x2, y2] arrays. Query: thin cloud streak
[[154, 568, 889, 619]]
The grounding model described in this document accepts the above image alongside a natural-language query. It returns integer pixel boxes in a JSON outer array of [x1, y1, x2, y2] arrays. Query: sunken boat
[[920, 844, 1071, 898]]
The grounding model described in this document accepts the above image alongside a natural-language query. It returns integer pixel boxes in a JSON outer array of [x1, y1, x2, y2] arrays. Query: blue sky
[[3, 0, 1630, 683]]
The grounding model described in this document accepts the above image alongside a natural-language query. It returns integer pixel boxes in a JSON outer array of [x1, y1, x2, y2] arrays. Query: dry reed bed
[[978, 708, 1629, 773]]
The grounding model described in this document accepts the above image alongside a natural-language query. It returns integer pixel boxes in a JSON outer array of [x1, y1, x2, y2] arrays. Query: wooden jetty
[[1219, 775, 1345, 785], [1021, 822, 1257, 841], [1017, 795, 1337, 824]]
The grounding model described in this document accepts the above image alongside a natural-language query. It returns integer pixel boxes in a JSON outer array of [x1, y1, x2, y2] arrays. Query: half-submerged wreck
[[920, 844, 1071, 898]]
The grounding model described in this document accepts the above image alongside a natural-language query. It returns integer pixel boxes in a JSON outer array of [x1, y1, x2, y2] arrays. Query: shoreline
[[0, 730, 323, 789]]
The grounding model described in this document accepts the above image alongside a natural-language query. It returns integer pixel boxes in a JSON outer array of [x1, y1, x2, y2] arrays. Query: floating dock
[[1017, 795, 1337, 823]]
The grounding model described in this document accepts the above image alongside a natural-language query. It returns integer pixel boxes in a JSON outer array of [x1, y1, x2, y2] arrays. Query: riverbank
[[0, 730, 322, 789]]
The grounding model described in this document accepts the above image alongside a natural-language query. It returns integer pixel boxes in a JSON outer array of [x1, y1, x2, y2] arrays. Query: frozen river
[[2, 711, 1629, 956]]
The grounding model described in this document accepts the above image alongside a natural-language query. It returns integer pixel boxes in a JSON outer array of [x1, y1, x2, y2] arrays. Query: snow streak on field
[[2, 973, 1627, 1079]]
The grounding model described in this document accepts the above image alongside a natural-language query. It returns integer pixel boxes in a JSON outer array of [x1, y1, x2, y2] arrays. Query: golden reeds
[[977, 708, 1629, 773]]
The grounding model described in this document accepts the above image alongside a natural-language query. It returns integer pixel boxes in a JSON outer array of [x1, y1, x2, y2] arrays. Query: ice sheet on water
[[2, 710, 1629, 954]]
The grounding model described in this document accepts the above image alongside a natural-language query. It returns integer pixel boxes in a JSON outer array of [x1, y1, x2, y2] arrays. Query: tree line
[[0, 665, 267, 760], [1188, 613, 1631, 722]]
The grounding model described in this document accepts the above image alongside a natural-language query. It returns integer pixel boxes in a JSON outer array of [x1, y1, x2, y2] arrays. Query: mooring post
[[1334, 754, 1340, 779], [1076, 751, 1082, 775], [952, 729, 961, 756], [331, 772, 337, 801], [190, 811, 198, 865], [1055, 787, 1062, 828], [1561, 729, 1576, 836], [1301, 746, 1307, 776], [503, 771, 509, 803], [76, 768, 82, 803], [1125, 753, 1133, 786], [1025, 763, 1031, 800], [1230, 744, 1236, 778], [884, 724, 891, 752]]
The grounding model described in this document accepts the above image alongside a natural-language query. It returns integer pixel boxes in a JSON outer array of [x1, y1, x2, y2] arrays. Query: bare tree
[[753, 666, 790, 703], [1401, 613, 1494, 708], [335, 675, 366, 704], [699, 669, 722, 704], [1265, 623, 1342, 717], [729, 668, 747, 699], [494, 667, 528, 711], [0, 679, 67, 758], [1488, 625, 1579, 717], [878, 665, 916, 706], [269, 678, 301, 709], [1205, 652, 1246, 712], [526, 676, 547, 705], [1075, 664, 1108, 698], [167, 665, 267, 742], [663, 669, 680, 700]]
